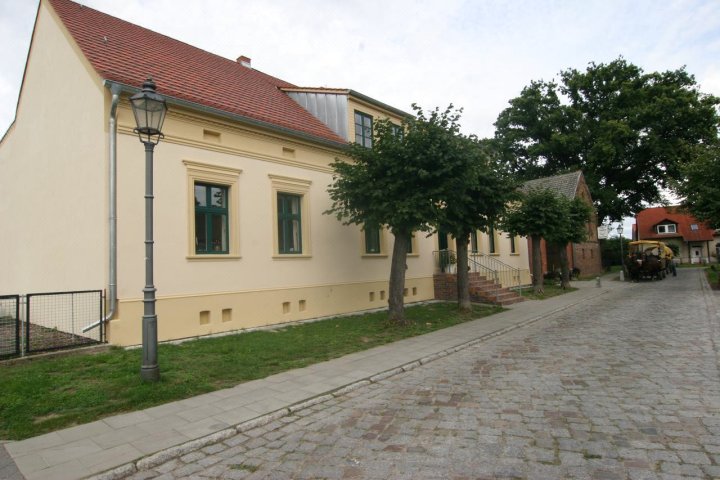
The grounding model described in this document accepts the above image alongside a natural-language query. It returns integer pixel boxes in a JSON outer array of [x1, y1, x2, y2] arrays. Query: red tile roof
[[635, 206, 715, 242], [47, 0, 346, 145]]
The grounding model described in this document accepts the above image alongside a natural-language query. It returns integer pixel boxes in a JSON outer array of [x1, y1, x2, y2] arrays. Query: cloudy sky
[[1, 0, 719, 141]]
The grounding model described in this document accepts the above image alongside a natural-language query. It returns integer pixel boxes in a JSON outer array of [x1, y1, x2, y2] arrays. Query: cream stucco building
[[0, 0, 529, 347]]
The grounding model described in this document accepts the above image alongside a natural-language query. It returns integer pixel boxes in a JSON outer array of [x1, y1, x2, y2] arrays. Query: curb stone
[[370, 368, 404, 382], [288, 394, 334, 413], [401, 360, 422, 372], [235, 409, 289, 433], [332, 380, 372, 397], [135, 428, 237, 471]]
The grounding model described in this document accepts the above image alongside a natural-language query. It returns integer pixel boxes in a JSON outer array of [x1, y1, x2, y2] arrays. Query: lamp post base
[[140, 365, 160, 382]]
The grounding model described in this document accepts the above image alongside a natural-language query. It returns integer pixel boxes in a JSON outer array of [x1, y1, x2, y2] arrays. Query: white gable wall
[[0, 1, 107, 295]]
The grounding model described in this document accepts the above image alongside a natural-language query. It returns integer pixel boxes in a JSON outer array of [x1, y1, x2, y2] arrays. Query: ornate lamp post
[[130, 78, 167, 382], [617, 224, 625, 282]]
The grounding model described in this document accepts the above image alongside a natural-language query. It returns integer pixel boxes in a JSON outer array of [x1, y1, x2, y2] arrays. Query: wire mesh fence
[[25, 290, 104, 354], [0, 295, 20, 358]]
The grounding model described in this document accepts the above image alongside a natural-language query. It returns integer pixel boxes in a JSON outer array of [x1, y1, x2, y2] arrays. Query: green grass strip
[[0, 302, 502, 440]]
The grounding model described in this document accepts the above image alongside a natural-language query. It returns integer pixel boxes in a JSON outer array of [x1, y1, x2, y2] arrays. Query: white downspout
[[84, 83, 121, 333]]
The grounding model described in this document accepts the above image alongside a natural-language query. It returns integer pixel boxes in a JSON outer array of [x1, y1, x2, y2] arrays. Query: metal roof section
[[283, 89, 350, 140]]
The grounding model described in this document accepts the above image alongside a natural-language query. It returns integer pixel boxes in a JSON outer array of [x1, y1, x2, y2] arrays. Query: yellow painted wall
[[0, 1, 107, 294], [109, 277, 434, 346], [347, 96, 405, 138], [109, 103, 437, 345]]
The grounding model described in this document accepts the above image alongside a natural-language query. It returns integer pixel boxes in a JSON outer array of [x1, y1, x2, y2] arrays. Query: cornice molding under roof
[[349, 90, 412, 119], [105, 80, 349, 151]]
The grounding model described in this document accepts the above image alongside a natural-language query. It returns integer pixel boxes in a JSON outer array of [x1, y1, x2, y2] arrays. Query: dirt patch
[[0, 316, 102, 359]]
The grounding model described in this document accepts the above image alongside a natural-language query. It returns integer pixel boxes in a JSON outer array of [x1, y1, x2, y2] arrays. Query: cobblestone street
[[127, 269, 720, 480]]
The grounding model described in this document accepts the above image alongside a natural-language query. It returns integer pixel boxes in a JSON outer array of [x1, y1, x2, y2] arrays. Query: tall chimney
[[237, 55, 252, 68]]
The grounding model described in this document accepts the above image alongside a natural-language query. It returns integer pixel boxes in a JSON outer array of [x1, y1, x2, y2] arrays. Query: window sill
[[186, 254, 241, 261], [509, 253, 520, 256], [407, 253, 420, 257], [273, 254, 312, 259], [489, 253, 500, 256], [362, 254, 388, 258]]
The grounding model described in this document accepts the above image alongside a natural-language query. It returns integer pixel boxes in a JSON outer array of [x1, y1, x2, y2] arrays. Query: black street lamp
[[130, 78, 167, 382], [616, 224, 625, 282]]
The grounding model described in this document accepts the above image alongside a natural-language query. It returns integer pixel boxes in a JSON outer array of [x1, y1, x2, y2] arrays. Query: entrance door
[[692, 246, 702, 264]]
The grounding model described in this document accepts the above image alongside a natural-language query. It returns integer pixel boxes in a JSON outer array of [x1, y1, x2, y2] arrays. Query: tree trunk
[[388, 230, 411, 325], [531, 235, 544, 294], [455, 232, 471, 312], [558, 243, 571, 289]]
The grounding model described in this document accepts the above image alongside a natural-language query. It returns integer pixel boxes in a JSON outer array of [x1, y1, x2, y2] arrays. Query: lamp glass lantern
[[130, 78, 167, 145]]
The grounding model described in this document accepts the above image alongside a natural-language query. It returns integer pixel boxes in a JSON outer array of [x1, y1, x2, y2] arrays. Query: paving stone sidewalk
[[5, 277, 621, 480], [120, 268, 720, 480]]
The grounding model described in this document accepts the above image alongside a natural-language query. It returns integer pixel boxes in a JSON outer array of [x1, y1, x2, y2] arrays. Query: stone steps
[[434, 272, 525, 306], [469, 284, 525, 306]]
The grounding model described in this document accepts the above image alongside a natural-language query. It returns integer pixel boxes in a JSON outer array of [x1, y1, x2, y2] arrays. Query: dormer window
[[656, 224, 676, 234], [690, 224, 699, 231], [354, 111, 373, 148]]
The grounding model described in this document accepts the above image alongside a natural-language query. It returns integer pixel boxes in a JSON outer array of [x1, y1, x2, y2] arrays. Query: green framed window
[[488, 227, 496, 254], [278, 193, 302, 254], [194, 183, 228, 254], [509, 235, 517, 254], [391, 123, 403, 138], [354, 111, 373, 148], [470, 231, 478, 253], [365, 226, 381, 254]]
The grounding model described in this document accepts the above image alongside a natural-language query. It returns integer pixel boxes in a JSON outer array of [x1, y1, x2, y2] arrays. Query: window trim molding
[[270, 174, 312, 258], [184, 160, 242, 260]]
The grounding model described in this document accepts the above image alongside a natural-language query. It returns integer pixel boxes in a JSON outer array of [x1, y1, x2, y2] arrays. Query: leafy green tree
[[600, 237, 630, 268], [677, 144, 720, 230], [436, 138, 516, 311], [494, 58, 720, 222], [500, 188, 568, 294], [544, 198, 592, 288], [327, 105, 469, 324]]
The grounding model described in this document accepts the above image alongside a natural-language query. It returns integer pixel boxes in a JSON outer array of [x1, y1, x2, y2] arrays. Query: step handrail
[[433, 249, 499, 283], [469, 252, 523, 290]]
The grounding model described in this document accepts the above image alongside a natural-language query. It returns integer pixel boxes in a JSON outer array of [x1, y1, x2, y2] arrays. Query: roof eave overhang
[[104, 80, 349, 151]]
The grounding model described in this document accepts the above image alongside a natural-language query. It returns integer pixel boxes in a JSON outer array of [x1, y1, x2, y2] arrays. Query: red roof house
[[635, 206, 718, 263]]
